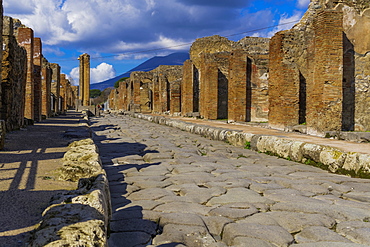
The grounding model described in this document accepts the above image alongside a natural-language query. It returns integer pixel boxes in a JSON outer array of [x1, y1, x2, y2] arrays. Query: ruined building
[[269, 0, 370, 135], [109, 65, 183, 114], [182, 35, 269, 121], [1, 15, 76, 133], [107, 0, 370, 137]]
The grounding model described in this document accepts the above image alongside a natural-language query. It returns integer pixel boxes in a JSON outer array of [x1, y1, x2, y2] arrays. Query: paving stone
[[208, 203, 258, 220], [153, 201, 212, 215], [201, 216, 233, 238], [336, 221, 370, 245], [110, 218, 158, 235], [159, 213, 205, 227], [291, 242, 370, 247], [341, 191, 370, 203], [232, 237, 275, 247], [294, 226, 353, 243], [266, 211, 336, 233], [207, 188, 274, 206], [127, 188, 174, 201], [108, 232, 152, 247], [91, 114, 370, 247], [152, 224, 216, 247], [223, 223, 294, 246]]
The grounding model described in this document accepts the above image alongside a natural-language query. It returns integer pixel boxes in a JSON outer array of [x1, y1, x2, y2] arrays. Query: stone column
[[41, 57, 52, 118], [17, 28, 34, 120], [78, 53, 90, 106], [50, 63, 61, 114]]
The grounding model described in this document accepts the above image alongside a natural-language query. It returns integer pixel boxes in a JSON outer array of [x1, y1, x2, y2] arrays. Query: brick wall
[[268, 31, 301, 130], [17, 27, 34, 120], [307, 10, 343, 135]]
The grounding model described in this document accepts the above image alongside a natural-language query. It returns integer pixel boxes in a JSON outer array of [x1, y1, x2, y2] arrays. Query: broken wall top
[[190, 35, 270, 68], [293, 0, 370, 54]]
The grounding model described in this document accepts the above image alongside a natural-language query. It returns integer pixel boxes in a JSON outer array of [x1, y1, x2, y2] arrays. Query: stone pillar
[[50, 63, 61, 114], [181, 60, 195, 116], [228, 50, 248, 122], [60, 74, 67, 113], [152, 76, 160, 113], [33, 37, 42, 122], [268, 31, 300, 130], [202, 60, 218, 120], [170, 79, 181, 114], [78, 53, 90, 106], [41, 58, 52, 118], [308, 10, 343, 135], [17, 28, 34, 120]]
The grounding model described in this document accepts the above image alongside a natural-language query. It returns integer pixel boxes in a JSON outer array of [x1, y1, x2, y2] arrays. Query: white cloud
[[297, 0, 310, 9], [69, 62, 116, 85], [267, 12, 303, 37], [3, 0, 260, 54]]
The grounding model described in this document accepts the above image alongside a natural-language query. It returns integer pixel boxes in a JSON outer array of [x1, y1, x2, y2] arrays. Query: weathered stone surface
[[152, 224, 216, 247], [223, 223, 294, 246], [207, 188, 274, 206], [336, 221, 370, 245], [109, 232, 152, 247], [295, 226, 352, 243]]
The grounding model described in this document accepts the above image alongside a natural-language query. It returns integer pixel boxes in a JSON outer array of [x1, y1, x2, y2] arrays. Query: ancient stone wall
[[269, 0, 370, 134], [151, 65, 182, 113], [187, 35, 270, 121], [2, 16, 27, 131]]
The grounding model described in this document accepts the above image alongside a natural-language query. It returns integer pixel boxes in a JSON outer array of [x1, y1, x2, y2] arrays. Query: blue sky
[[3, 0, 310, 85]]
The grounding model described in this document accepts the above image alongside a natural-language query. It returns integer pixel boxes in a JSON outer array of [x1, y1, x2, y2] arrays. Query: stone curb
[[28, 113, 111, 246], [124, 112, 370, 177]]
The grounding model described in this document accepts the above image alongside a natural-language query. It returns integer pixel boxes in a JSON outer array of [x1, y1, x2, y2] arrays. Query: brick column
[[152, 76, 160, 113], [41, 58, 51, 118], [268, 31, 300, 130], [50, 63, 61, 114], [308, 10, 343, 135], [60, 74, 67, 113], [33, 38, 42, 122], [170, 79, 181, 114], [228, 50, 248, 122], [202, 61, 218, 120], [17, 28, 34, 120], [181, 60, 194, 116]]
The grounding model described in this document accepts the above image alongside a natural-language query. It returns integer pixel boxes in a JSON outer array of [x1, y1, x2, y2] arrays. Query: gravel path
[[91, 114, 370, 247], [0, 112, 83, 247]]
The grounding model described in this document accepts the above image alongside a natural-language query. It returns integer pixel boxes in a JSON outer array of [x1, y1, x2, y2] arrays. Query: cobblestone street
[[91, 114, 370, 247]]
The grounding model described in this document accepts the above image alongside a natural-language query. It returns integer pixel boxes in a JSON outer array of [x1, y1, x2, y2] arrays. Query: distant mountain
[[90, 52, 189, 91]]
